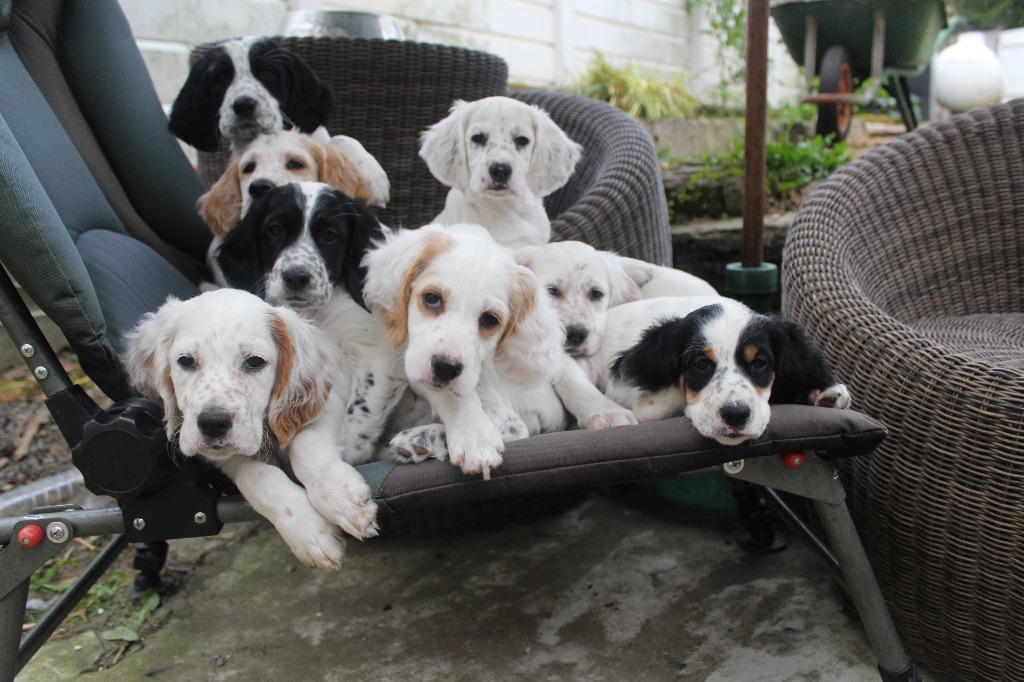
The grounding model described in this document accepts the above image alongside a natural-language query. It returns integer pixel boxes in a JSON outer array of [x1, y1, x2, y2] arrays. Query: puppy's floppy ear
[[198, 159, 243, 238], [215, 197, 269, 296], [275, 46, 335, 134], [308, 138, 371, 205], [611, 312, 708, 392], [168, 47, 228, 152], [495, 265, 565, 385], [363, 227, 455, 347], [122, 297, 187, 430], [511, 244, 539, 269], [601, 252, 642, 305], [419, 100, 471, 191], [761, 316, 838, 405], [340, 201, 387, 312], [526, 104, 583, 197], [266, 307, 334, 447]]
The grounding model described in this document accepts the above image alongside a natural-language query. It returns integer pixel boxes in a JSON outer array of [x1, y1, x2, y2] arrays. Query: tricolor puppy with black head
[[419, 96, 582, 248], [364, 224, 635, 478], [168, 37, 335, 152], [604, 297, 851, 444], [215, 182, 411, 465], [123, 288, 377, 570]]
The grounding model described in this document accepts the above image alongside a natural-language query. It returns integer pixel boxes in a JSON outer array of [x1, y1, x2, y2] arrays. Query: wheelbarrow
[[771, 0, 962, 141]]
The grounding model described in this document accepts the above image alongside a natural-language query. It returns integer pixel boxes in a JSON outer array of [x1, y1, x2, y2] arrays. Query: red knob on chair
[[782, 451, 806, 468], [17, 524, 45, 548]]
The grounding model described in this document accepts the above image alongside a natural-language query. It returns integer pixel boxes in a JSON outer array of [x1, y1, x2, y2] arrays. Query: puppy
[[601, 296, 851, 444], [216, 182, 414, 465], [168, 37, 334, 152], [123, 289, 377, 570], [419, 96, 582, 248], [515, 241, 716, 385], [363, 224, 636, 478]]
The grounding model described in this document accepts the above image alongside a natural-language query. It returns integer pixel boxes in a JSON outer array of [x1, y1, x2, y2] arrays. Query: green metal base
[[723, 262, 779, 314]]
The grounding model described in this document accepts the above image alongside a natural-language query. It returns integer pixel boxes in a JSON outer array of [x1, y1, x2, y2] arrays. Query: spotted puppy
[[601, 296, 851, 444]]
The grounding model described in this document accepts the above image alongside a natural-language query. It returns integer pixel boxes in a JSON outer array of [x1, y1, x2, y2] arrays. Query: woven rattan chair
[[195, 37, 672, 266], [1, 2, 921, 678], [783, 98, 1024, 682]]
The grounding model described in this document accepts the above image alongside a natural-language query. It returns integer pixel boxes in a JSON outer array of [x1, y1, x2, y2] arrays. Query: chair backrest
[[0, 0, 210, 398]]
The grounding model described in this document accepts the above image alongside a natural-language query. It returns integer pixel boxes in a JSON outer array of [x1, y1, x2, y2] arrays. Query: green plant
[[666, 133, 851, 221], [573, 53, 698, 121]]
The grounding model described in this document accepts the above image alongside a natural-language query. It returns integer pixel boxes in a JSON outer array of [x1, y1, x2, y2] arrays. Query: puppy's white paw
[[277, 511, 346, 570], [578, 406, 639, 430], [391, 424, 448, 463], [447, 427, 504, 480], [304, 464, 379, 541], [813, 383, 852, 409]]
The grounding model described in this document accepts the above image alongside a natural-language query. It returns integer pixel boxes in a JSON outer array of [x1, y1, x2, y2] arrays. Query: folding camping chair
[[0, 1, 919, 679]]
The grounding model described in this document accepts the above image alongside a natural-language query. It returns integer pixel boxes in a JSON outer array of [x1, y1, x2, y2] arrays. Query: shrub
[[573, 53, 698, 121]]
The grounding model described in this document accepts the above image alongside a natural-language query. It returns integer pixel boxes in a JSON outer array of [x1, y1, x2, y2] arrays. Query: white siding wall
[[119, 0, 801, 110], [998, 27, 1024, 102]]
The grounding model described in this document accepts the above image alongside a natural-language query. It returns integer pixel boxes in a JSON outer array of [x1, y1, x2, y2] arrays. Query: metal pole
[[741, 0, 769, 268]]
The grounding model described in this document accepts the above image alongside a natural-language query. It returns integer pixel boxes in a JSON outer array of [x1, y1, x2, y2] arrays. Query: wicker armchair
[[782, 99, 1024, 682], [196, 37, 672, 266]]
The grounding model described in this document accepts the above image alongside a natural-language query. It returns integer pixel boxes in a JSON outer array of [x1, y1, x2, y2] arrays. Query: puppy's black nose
[[282, 267, 311, 292], [431, 355, 463, 384], [565, 325, 589, 349], [719, 403, 751, 428], [248, 179, 274, 199], [489, 162, 512, 185], [197, 408, 233, 439], [232, 95, 257, 118]]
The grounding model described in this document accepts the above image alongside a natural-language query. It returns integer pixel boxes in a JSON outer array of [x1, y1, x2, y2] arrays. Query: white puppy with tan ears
[[419, 96, 583, 248], [363, 224, 636, 478], [124, 288, 378, 570]]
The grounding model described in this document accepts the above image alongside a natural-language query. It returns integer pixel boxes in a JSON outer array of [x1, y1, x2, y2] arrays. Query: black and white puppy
[[168, 37, 334, 152], [603, 297, 851, 445], [216, 182, 415, 463]]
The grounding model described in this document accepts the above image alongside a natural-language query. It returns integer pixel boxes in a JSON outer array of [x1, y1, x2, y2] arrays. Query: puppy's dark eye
[[588, 288, 605, 302], [321, 228, 338, 243], [750, 357, 769, 372], [470, 132, 487, 146], [692, 357, 713, 372], [514, 135, 530, 149], [479, 313, 500, 330], [285, 159, 306, 171], [241, 162, 256, 174], [177, 355, 197, 370], [546, 285, 561, 298], [423, 292, 443, 311], [267, 223, 285, 238], [243, 356, 267, 372]]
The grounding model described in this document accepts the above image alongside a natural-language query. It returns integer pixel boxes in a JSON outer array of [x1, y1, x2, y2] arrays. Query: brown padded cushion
[[367, 404, 886, 514]]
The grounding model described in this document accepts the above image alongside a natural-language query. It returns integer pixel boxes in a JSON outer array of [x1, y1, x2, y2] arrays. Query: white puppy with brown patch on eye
[[363, 224, 635, 478], [419, 96, 583, 249], [123, 288, 378, 570]]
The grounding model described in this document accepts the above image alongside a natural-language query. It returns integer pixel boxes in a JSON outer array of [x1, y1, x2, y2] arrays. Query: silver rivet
[[20, 344, 35, 358], [723, 460, 745, 474], [33, 367, 48, 380], [46, 522, 70, 544], [133, 518, 146, 531], [194, 512, 207, 525]]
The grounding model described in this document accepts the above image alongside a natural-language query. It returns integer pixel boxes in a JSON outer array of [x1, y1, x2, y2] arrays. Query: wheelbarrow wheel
[[816, 45, 854, 143]]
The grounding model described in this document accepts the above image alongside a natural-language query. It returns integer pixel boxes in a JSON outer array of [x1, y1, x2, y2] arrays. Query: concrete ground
[[17, 485, 945, 682]]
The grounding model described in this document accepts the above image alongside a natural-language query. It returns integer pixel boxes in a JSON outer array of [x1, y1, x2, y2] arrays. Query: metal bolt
[[46, 522, 70, 544], [133, 518, 146, 531], [723, 460, 745, 475], [194, 512, 207, 525], [20, 344, 35, 358], [33, 367, 48, 380]]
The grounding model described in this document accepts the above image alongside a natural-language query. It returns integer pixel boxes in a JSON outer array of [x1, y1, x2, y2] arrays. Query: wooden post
[[741, 0, 770, 268]]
